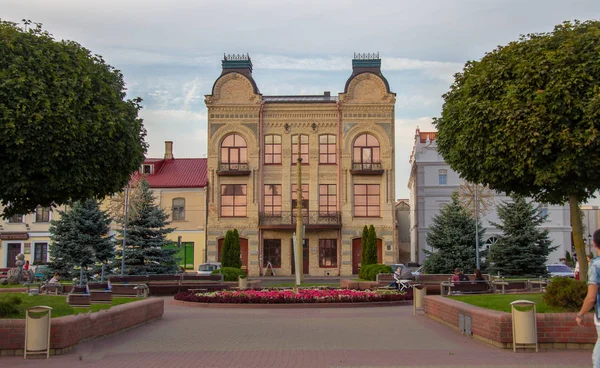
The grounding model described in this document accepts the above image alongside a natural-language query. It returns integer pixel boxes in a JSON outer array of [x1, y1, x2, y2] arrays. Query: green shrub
[[542, 277, 587, 311], [359, 264, 392, 281], [213, 267, 246, 282], [0, 295, 22, 317]]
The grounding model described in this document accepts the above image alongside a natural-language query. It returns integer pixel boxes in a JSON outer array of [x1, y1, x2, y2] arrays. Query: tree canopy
[[433, 20, 600, 280], [0, 20, 147, 218], [488, 196, 556, 277]]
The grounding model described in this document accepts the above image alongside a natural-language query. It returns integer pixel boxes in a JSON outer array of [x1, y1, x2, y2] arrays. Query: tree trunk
[[569, 195, 587, 282]]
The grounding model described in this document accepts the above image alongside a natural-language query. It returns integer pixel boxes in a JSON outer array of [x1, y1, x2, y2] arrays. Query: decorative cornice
[[263, 112, 339, 120]]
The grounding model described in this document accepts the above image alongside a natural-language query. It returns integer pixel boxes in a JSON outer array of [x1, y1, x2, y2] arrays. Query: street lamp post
[[120, 182, 130, 276]]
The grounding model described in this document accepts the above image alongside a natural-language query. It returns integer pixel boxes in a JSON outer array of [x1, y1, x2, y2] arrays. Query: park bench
[[41, 283, 63, 295], [490, 279, 529, 294], [448, 280, 490, 294], [88, 282, 112, 303], [67, 285, 91, 307], [417, 274, 490, 295], [376, 273, 415, 291]]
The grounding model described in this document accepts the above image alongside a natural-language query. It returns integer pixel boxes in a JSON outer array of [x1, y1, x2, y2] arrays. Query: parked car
[[197, 262, 221, 276], [546, 264, 575, 278]]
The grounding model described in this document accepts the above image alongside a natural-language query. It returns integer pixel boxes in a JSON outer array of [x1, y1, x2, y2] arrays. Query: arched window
[[172, 198, 185, 221], [221, 134, 248, 169], [484, 236, 499, 251], [264, 135, 282, 164], [352, 134, 380, 170]]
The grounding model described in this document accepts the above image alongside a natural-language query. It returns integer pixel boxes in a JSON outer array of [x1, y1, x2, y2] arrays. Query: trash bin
[[238, 276, 248, 290], [510, 300, 538, 352], [413, 285, 427, 315], [24, 306, 52, 359]]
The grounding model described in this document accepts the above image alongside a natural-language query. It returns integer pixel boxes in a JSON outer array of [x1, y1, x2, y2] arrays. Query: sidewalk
[[0, 297, 591, 368]]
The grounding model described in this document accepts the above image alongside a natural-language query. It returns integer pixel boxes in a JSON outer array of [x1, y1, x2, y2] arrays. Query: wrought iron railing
[[218, 163, 250, 172], [259, 211, 341, 227], [351, 162, 383, 171]]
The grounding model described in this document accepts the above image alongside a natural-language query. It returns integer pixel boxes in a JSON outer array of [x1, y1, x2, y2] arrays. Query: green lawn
[[0, 293, 137, 318], [450, 293, 571, 313]]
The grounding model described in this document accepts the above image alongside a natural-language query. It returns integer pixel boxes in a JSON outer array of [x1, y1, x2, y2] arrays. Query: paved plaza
[[0, 297, 591, 368]]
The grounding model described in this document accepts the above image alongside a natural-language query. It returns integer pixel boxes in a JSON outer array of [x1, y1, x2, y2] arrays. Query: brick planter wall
[[423, 295, 596, 350], [339, 279, 378, 290], [0, 298, 164, 356]]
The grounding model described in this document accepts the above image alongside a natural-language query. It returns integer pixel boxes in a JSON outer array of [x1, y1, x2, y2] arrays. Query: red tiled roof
[[419, 132, 437, 143], [133, 158, 207, 188]]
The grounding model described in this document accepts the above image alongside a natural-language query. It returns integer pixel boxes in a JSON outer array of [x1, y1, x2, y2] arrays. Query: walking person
[[576, 229, 600, 367]]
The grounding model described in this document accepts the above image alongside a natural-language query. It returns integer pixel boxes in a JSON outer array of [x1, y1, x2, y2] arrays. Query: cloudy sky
[[3, 0, 600, 200]]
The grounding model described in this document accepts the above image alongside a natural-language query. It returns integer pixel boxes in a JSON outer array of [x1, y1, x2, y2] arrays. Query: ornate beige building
[[205, 53, 396, 276]]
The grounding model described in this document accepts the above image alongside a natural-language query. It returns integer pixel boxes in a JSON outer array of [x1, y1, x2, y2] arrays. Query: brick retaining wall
[[423, 295, 595, 350], [0, 298, 164, 356]]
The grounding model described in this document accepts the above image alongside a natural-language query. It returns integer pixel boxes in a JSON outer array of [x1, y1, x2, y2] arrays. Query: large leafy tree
[[0, 20, 147, 218], [433, 20, 600, 281], [116, 180, 177, 275], [488, 196, 556, 277], [49, 199, 114, 281], [423, 193, 485, 274]]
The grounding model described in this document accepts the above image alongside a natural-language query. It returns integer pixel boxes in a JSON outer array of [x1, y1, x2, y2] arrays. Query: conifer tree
[[365, 225, 378, 265], [221, 230, 233, 267], [360, 225, 369, 266], [116, 179, 177, 274], [423, 192, 484, 273], [488, 195, 555, 277], [230, 229, 242, 268], [49, 199, 114, 281]]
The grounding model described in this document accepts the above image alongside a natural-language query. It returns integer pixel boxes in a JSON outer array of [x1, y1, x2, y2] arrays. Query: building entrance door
[[291, 239, 309, 275], [352, 238, 383, 274], [217, 238, 249, 272], [6, 243, 21, 267]]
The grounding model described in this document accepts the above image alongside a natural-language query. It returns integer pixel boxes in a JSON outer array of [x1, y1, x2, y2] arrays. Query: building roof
[[133, 158, 207, 188], [419, 131, 437, 143], [263, 95, 338, 103]]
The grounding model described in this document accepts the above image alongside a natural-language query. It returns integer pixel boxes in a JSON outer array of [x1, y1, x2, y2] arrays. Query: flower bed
[[174, 288, 412, 304]]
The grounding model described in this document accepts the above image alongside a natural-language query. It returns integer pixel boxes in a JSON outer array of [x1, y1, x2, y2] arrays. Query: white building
[[408, 129, 572, 265]]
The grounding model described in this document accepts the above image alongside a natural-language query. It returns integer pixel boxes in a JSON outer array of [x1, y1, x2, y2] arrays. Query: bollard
[[413, 285, 427, 315], [510, 300, 538, 352], [24, 306, 52, 359]]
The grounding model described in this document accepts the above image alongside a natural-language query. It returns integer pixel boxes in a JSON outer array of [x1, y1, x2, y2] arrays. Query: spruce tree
[[360, 225, 369, 266], [116, 179, 177, 274], [365, 225, 378, 265], [488, 195, 555, 277], [423, 192, 484, 274], [230, 229, 242, 268], [49, 199, 114, 281]]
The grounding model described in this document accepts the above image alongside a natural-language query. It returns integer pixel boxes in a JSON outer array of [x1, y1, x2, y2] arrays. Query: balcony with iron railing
[[217, 162, 251, 176], [259, 211, 341, 229], [350, 162, 384, 175]]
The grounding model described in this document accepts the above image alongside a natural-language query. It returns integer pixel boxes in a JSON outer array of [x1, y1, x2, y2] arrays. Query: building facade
[[125, 141, 208, 271], [0, 205, 64, 268], [408, 129, 572, 265], [205, 54, 397, 276]]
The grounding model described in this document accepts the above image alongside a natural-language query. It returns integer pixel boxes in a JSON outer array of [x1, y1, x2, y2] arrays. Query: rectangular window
[[292, 184, 309, 215], [264, 135, 282, 164], [540, 203, 548, 219], [319, 239, 337, 268], [264, 185, 282, 215], [8, 214, 23, 223], [34, 243, 48, 265], [353, 184, 380, 217], [319, 135, 336, 164], [142, 164, 153, 174], [319, 184, 337, 215], [35, 207, 50, 222], [221, 184, 247, 217], [263, 239, 281, 268], [438, 169, 447, 185], [292, 134, 309, 164], [172, 198, 185, 221]]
